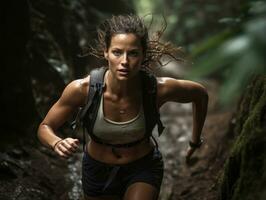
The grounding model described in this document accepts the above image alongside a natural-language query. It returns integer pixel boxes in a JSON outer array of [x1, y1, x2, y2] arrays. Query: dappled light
[[1, 0, 265, 200]]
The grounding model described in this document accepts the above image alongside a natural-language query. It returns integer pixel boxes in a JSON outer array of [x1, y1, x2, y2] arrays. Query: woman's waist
[[86, 139, 154, 165]]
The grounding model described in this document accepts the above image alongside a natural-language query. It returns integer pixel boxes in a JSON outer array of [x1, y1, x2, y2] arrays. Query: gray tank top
[[93, 94, 146, 144]]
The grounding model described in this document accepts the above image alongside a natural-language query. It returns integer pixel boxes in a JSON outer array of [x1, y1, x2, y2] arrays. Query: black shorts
[[82, 148, 164, 197]]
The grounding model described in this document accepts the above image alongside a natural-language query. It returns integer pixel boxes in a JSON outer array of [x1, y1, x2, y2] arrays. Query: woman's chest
[[103, 94, 141, 122]]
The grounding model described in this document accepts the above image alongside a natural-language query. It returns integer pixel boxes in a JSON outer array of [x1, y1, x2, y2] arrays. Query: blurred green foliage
[[134, 0, 266, 106], [190, 1, 266, 105]]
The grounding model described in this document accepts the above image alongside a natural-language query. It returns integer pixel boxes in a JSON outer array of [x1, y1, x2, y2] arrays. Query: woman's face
[[104, 33, 144, 81]]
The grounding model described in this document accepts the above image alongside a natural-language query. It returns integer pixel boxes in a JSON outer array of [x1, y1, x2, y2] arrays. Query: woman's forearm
[[37, 123, 62, 149], [191, 89, 208, 143]]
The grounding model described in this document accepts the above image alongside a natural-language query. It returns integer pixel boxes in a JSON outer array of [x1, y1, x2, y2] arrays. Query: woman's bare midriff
[[86, 139, 154, 165]]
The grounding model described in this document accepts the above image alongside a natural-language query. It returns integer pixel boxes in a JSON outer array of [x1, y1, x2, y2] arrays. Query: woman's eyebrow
[[129, 48, 141, 51], [111, 46, 141, 49]]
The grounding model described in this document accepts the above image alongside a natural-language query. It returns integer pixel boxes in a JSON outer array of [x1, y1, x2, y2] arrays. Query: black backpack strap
[[80, 67, 107, 120], [141, 69, 165, 137], [82, 67, 107, 151], [71, 67, 107, 151]]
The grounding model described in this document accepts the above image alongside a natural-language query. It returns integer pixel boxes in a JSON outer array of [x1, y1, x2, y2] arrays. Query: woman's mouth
[[118, 69, 129, 75]]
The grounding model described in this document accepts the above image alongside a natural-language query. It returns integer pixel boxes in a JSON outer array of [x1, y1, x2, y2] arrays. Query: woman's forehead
[[109, 33, 142, 49]]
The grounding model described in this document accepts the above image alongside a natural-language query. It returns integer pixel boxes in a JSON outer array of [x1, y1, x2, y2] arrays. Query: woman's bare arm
[[157, 77, 209, 160], [37, 77, 89, 158]]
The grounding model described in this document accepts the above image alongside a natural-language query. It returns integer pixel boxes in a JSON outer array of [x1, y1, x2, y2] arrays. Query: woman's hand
[[53, 138, 80, 158], [185, 146, 197, 164], [185, 138, 203, 164]]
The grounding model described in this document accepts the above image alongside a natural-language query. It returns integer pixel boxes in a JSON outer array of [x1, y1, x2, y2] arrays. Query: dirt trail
[[158, 80, 233, 200]]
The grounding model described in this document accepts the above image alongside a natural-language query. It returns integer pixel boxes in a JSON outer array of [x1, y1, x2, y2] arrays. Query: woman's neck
[[105, 70, 141, 98]]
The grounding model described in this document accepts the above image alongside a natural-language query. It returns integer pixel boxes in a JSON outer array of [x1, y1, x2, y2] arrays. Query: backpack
[[71, 66, 164, 151]]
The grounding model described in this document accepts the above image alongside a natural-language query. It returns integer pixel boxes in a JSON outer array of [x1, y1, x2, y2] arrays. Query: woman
[[38, 15, 208, 200]]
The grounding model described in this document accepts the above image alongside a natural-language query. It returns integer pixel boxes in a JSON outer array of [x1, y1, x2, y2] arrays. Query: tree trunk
[[220, 75, 266, 200]]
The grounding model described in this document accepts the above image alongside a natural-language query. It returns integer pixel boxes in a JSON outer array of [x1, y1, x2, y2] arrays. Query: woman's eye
[[129, 51, 139, 57], [112, 51, 121, 56]]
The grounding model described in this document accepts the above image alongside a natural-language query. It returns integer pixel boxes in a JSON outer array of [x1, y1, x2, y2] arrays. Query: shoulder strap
[[141, 69, 165, 137], [80, 67, 107, 120], [70, 67, 107, 151]]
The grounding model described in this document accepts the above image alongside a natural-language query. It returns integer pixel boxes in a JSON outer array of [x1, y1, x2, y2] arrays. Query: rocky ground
[[159, 106, 233, 200], [0, 79, 234, 200], [158, 80, 234, 200], [0, 141, 70, 200]]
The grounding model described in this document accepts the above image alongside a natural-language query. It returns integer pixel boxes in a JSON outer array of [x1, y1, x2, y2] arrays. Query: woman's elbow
[[193, 85, 209, 104], [37, 123, 44, 141], [201, 86, 209, 102], [37, 123, 50, 142]]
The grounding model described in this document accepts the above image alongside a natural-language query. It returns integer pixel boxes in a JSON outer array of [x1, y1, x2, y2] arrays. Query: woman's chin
[[116, 76, 130, 81]]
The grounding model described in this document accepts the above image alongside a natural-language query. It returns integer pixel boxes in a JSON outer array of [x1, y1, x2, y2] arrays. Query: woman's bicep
[[158, 77, 208, 104], [41, 100, 76, 130], [41, 79, 88, 130]]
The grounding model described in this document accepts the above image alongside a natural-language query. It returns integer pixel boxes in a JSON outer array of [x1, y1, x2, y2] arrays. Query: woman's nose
[[121, 53, 129, 65]]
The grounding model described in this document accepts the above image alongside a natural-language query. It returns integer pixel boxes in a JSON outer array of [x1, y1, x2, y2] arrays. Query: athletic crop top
[[92, 94, 146, 144]]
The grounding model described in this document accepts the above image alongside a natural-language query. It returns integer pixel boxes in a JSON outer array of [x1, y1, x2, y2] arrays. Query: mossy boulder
[[220, 75, 266, 200]]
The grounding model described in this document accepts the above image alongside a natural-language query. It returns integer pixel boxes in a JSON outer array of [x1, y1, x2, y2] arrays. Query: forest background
[[1, 0, 265, 199]]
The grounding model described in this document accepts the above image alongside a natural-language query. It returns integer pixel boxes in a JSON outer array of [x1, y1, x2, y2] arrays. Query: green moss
[[233, 76, 265, 137], [220, 75, 266, 200]]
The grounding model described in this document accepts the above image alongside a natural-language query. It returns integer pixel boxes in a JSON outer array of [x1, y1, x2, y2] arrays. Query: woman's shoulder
[[156, 77, 173, 90], [60, 75, 91, 107], [156, 77, 207, 90], [67, 75, 90, 93]]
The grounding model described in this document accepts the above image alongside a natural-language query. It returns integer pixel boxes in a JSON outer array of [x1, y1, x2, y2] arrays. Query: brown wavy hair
[[84, 14, 184, 70]]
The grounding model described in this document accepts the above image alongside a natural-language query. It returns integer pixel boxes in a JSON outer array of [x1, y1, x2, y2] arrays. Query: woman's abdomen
[[86, 139, 154, 165]]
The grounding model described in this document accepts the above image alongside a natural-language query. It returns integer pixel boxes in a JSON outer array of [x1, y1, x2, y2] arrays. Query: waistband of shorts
[[83, 147, 158, 167]]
